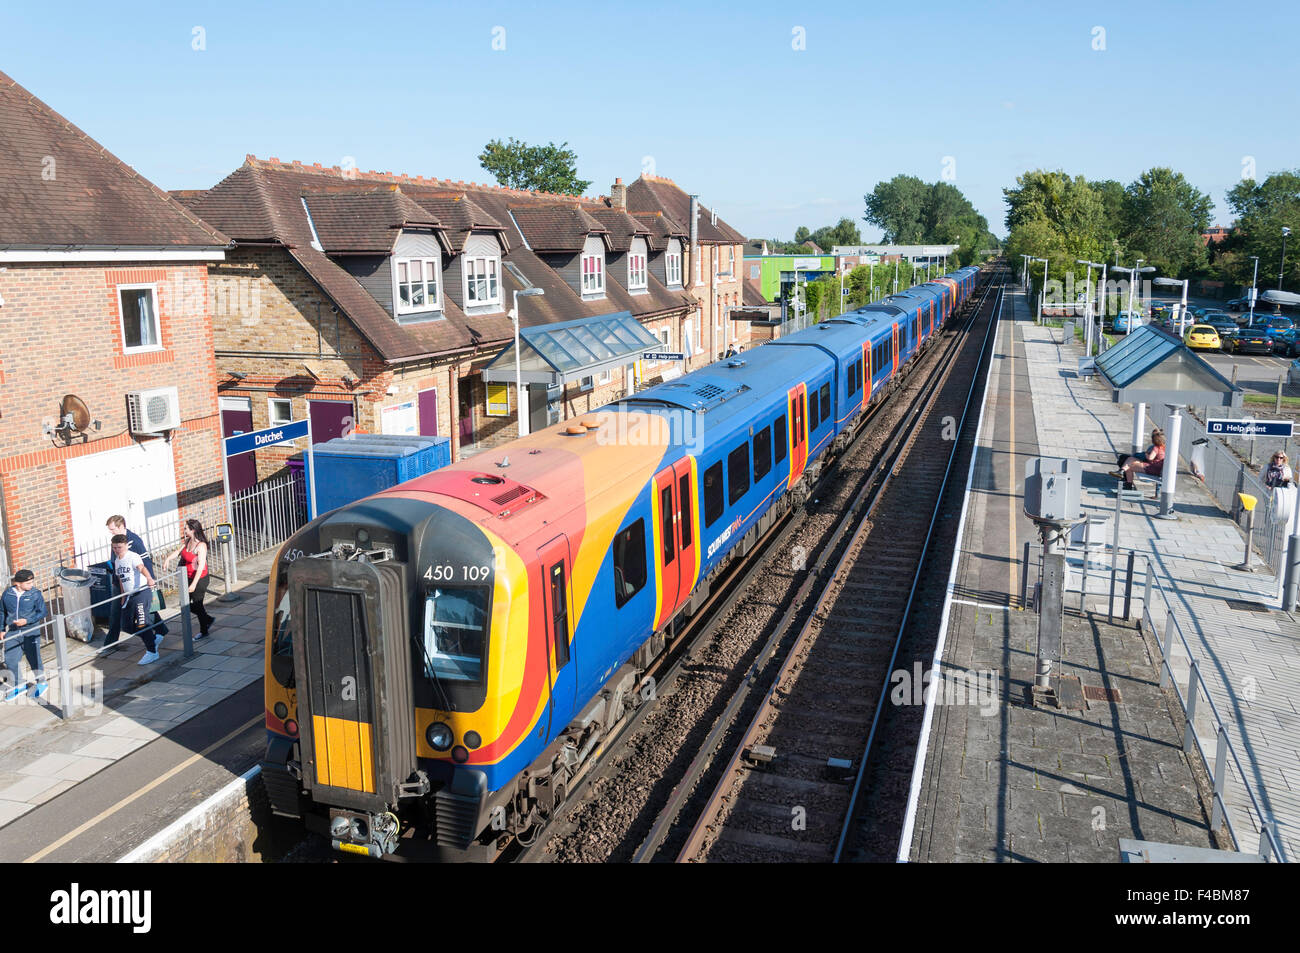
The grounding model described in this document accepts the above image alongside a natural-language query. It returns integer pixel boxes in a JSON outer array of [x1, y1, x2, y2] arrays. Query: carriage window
[[774, 415, 788, 464], [422, 587, 488, 682], [661, 485, 676, 565], [809, 388, 820, 432], [728, 442, 750, 504], [679, 474, 693, 549], [820, 384, 831, 422], [703, 461, 724, 527], [550, 563, 570, 669], [753, 425, 772, 480], [613, 519, 647, 608]]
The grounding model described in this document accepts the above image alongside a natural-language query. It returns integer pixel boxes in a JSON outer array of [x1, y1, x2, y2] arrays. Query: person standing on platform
[[111, 535, 164, 664], [166, 519, 214, 639], [1, 569, 48, 700], [102, 515, 162, 646]]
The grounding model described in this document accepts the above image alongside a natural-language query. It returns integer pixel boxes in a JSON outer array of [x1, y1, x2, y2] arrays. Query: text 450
[[423, 565, 490, 582]]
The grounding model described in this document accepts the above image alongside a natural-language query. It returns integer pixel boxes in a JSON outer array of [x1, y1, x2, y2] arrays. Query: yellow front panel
[[313, 714, 375, 793]]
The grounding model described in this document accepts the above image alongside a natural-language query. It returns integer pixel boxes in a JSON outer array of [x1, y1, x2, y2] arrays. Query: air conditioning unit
[[126, 386, 181, 435]]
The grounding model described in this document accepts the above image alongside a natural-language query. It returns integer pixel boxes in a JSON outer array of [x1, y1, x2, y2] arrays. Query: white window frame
[[581, 251, 605, 295], [267, 397, 297, 446], [394, 257, 441, 315], [463, 256, 501, 307], [694, 247, 702, 285], [666, 250, 682, 286], [654, 327, 671, 366], [716, 244, 733, 278], [116, 283, 163, 353], [628, 252, 647, 291]]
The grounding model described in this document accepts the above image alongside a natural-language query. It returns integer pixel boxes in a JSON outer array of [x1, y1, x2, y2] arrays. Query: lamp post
[[1077, 259, 1099, 356], [1033, 257, 1048, 322], [1280, 226, 1291, 291], [510, 287, 545, 437], [869, 260, 875, 303], [1249, 255, 1260, 325], [1112, 260, 1156, 335], [894, 258, 899, 294]]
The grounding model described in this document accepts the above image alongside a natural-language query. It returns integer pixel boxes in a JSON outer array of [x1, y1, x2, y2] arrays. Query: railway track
[[518, 266, 1004, 863], [650, 270, 1006, 863]]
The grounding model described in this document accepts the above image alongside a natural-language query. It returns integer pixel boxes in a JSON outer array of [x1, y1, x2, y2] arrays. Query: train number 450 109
[[423, 564, 491, 582]]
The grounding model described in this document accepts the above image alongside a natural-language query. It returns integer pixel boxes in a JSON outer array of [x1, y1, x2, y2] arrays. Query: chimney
[[689, 194, 699, 251], [611, 177, 626, 209]]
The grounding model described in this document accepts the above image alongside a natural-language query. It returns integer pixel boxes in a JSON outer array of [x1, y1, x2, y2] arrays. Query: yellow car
[[1184, 324, 1221, 350]]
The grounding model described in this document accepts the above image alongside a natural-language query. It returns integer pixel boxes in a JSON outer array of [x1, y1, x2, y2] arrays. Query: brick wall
[[0, 261, 224, 575]]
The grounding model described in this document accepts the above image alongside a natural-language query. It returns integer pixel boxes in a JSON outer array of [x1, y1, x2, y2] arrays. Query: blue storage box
[[303, 434, 452, 516]]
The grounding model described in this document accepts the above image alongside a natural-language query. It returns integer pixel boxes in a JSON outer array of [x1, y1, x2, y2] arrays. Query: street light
[[1280, 226, 1291, 291], [1249, 255, 1260, 325], [1077, 259, 1104, 356], [506, 279, 545, 436], [1111, 260, 1156, 335], [1033, 257, 1048, 322]]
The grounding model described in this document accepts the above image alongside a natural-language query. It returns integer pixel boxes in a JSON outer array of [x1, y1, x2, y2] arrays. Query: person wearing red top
[[1110, 429, 1167, 490], [166, 519, 214, 639]]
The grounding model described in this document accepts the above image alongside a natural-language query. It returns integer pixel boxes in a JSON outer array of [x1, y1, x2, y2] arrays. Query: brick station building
[[0, 71, 230, 580], [177, 158, 750, 484]]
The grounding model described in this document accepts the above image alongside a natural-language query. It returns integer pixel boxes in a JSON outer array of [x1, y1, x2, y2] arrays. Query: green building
[[745, 254, 838, 302]]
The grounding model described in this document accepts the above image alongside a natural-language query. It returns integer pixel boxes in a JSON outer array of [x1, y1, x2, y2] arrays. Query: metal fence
[[1178, 409, 1287, 575], [229, 470, 307, 561]]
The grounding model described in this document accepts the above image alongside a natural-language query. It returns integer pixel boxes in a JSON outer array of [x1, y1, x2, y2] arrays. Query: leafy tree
[[811, 217, 862, 251], [1225, 170, 1300, 291], [1003, 170, 1110, 295], [1089, 179, 1127, 253], [793, 225, 812, 244], [864, 175, 929, 243], [478, 137, 591, 195], [1122, 168, 1213, 276]]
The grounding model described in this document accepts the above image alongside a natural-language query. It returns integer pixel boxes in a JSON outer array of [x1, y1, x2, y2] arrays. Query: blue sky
[[3, 0, 1296, 242]]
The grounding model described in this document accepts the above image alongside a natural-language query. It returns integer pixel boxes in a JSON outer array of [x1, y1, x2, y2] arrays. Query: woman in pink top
[[1110, 429, 1166, 490]]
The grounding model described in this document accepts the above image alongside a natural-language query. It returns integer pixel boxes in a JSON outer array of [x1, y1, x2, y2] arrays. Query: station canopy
[[1093, 326, 1241, 408], [482, 311, 662, 387]]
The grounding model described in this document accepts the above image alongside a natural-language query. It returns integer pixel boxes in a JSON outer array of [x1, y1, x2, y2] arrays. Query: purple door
[[418, 388, 439, 436], [221, 406, 257, 493], [309, 399, 353, 443]]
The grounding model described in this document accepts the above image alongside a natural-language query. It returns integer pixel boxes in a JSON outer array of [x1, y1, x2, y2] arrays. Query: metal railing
[[2, 567, 195, 720], [229, 470, 307, 561], [1138, 551, 1287, 862]]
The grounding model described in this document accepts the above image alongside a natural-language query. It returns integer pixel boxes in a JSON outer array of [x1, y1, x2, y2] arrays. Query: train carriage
[[260, 265, 986, 858]]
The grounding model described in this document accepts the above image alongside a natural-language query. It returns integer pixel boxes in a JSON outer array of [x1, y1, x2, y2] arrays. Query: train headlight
[[427, 722, 453, 751], [330, 816, 350, 838]]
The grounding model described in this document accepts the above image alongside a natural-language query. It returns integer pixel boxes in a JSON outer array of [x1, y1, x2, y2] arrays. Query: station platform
[[906, 282, 1297, 863], [0, 552, 274, 840]]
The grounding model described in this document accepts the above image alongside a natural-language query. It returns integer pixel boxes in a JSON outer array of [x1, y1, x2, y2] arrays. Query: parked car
[[1233, 326, 1275, 354], [1184, 324, 1222, 351], [1266, 316, 1294, 342], [1226, 298, 1248, 311], [1111, 311, 1144, 333], [1204, 316, 1238, 348]]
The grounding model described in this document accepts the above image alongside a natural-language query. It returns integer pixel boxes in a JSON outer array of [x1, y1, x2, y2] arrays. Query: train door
[[891, 324, 900, 374], [787, 384, 807, 484], [652, 458, 699, 629], [537, 534, 575, 741], [862, 342, 872, 402]]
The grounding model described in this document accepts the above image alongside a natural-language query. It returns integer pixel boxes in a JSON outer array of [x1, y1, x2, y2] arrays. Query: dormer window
[[396, 257, 440, 314], [666, 240, 682, 287], [465, 256, 501, 306], [628, 253, 647, 290], [582, 249, 605, 294]]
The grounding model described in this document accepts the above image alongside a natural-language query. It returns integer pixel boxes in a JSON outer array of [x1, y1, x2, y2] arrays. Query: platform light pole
[[1033, 257, 1048, 322], [1248, 255, 1260, 324], [1077, 259, 1104, 357], [509, 285, 545, 437], [1280, 226, 1291, 291], [1112, 260, 1156, 335]]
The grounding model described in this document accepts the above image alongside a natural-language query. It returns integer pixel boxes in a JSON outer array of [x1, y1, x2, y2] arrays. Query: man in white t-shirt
[[111, 534, 164, 664]]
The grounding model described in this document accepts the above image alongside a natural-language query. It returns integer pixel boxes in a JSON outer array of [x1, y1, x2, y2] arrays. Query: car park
[[1111, 311, 1144, 333], [1233, 326, 1275, 354], [1204, 317, 1238, 348], [1184, 324, 1221, 351]]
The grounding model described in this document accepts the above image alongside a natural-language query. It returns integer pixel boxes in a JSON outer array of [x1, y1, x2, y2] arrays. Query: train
[[259, 265, 984, 858]]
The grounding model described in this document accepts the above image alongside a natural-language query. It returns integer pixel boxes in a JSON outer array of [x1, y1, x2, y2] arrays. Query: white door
[[66, 440, 179, 566]]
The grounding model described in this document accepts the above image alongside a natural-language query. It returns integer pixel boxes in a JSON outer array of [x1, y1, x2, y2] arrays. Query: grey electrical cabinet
[[1024, 458, 1082, 522]]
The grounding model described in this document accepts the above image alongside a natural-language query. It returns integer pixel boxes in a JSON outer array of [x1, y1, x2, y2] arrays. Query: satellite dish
[[59, 394, 91, 433]]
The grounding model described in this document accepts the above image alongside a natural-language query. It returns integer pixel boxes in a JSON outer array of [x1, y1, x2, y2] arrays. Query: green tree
[[864, 175, 930, 243], [478, 137, 591, 195], [1003, 170, 1109, 294], [1226, 170, 1300, 290], [1089, 179, 1127, 253], [1121, 168, 1213, 276], [811, 217, 862, 251], [793, 225, 812, 244]]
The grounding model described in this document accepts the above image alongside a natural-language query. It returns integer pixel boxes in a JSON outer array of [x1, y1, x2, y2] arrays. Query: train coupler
[[329, 809, 400, 858]]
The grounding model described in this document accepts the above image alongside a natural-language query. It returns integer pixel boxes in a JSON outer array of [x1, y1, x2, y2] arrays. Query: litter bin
[[89, 561, 114, 622], [58, 567, 96, 642]]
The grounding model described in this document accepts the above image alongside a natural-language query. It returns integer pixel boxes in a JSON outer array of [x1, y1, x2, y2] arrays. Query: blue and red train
[[259, 266, 983, 857]]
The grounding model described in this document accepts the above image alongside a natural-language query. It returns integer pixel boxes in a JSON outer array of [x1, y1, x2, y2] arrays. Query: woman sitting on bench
[[1109, 429, 1166, 490]]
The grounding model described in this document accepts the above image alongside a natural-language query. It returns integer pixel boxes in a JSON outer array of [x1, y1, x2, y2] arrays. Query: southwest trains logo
[[706, 515, 744, 559]]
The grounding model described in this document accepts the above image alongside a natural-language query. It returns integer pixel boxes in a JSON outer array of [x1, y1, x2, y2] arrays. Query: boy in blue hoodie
[[1, 569, 48, 700]]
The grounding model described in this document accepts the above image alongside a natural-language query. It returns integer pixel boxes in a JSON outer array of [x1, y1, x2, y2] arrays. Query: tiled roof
[[630, 210, 688, 250], [510, 204, 609, 253], [302, 188, 445, 255], [412, 193, 508, 253], [186, 156, 696, 363], [583, 206, 651, 252], [0, 70, 228, 249], [743, 278, 768, 307], [626, 174, 747, 245]]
